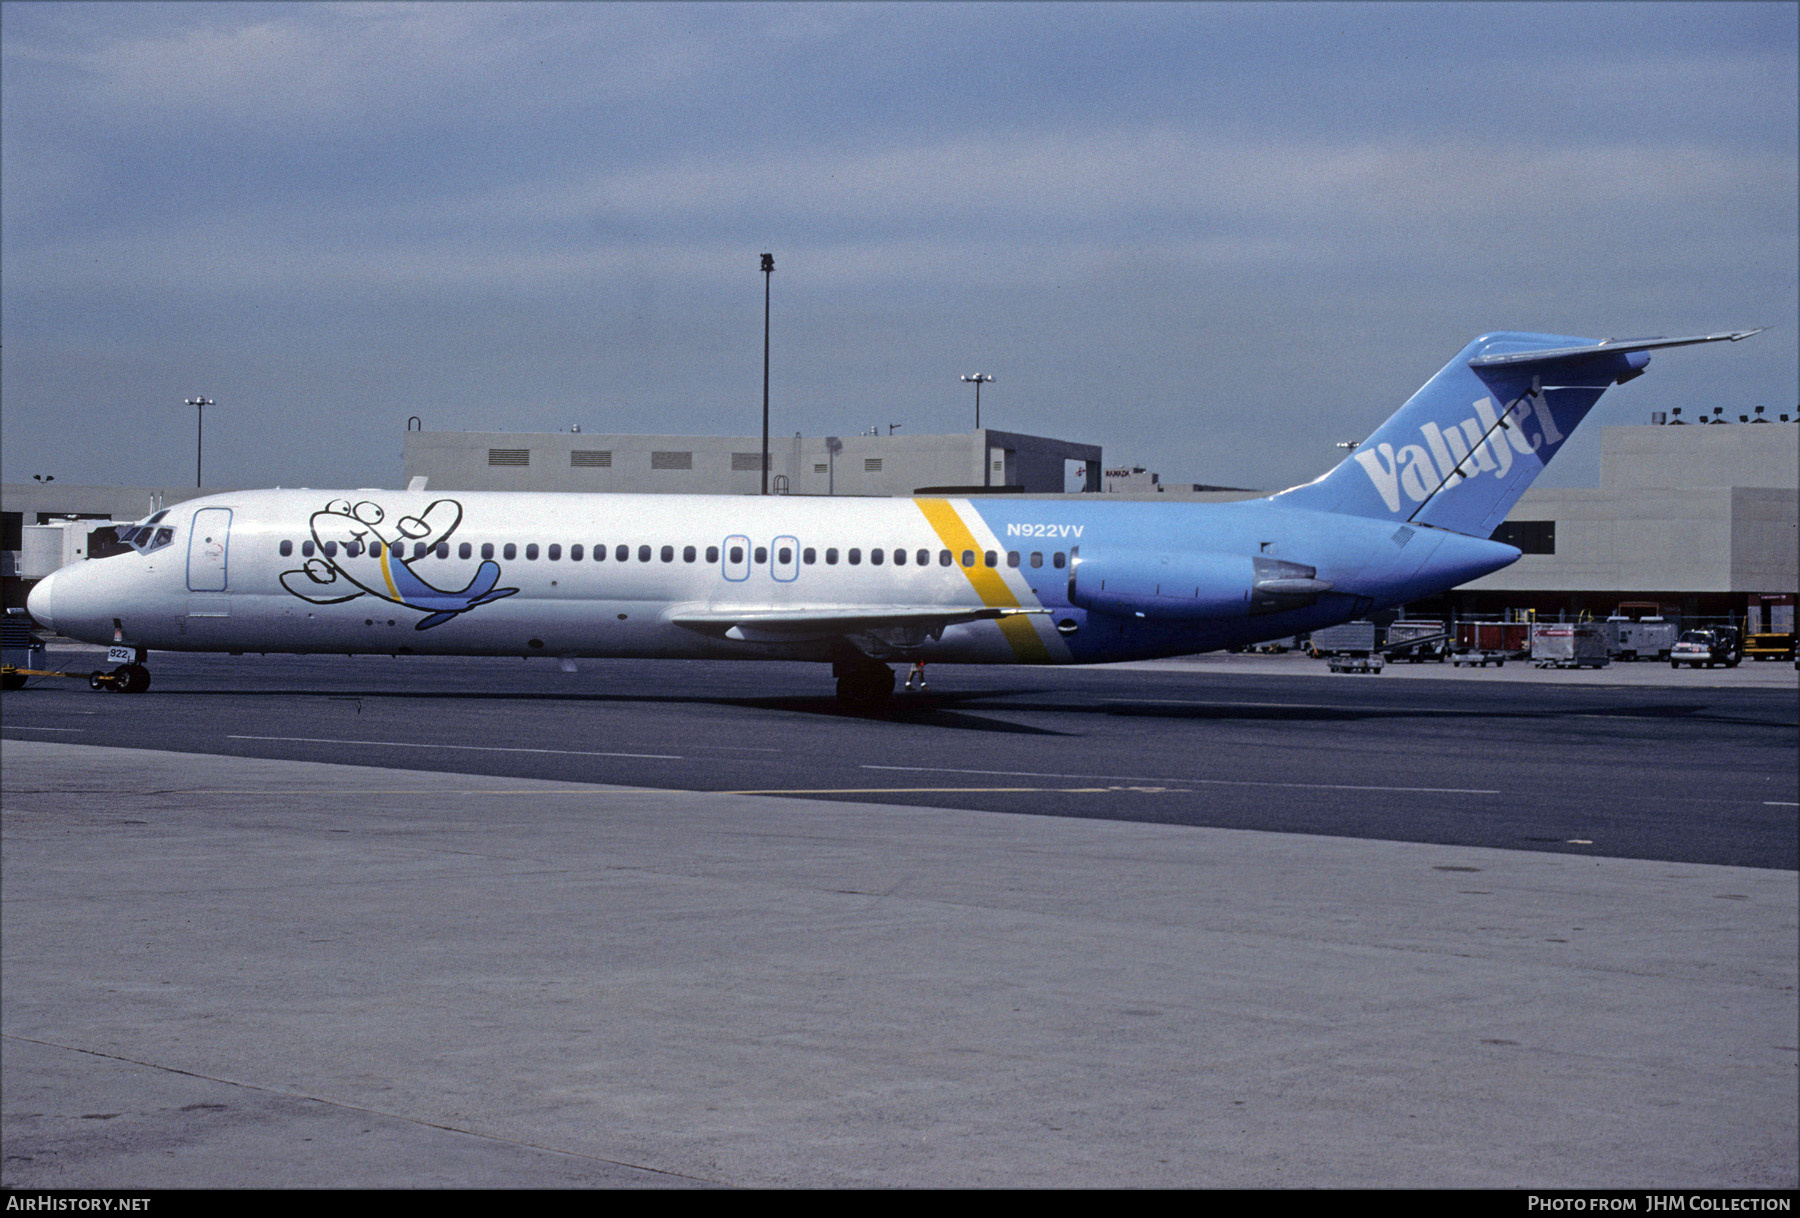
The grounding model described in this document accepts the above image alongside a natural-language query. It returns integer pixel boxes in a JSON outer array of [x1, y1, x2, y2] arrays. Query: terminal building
[[400, 428, 1103, 497], [1440, 419, 1797, 625]]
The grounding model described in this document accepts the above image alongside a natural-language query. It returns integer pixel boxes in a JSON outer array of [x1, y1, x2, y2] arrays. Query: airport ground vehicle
[[1670, 627, 1741, 669], [1385, 620, 1451, 663], [1742, 632, 1796, 662], [1604, 615, 1679, 662], [22, 330, 1759, 705], [1, 616, 43, 690]]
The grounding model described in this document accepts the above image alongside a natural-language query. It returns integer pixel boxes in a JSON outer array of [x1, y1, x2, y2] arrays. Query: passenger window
[[776, 546, 791, 564], [436, 543, 449, 559], [482, 543, 495, 560], [279, 540, 293, 557], [917, 549, 930, 566], [524, 544, 538, 560], [848, 548, 862, 566], [870, 548, 883, 565], [504, 543, 517, 560], [660, 545, 674, 563], [1053, 552, 1066, 568], [960, 550, 973, 567], [893, 548, 906, 566], [754, 546, 767, 564], [984, 551, 996, 567], [637, 545, 651, 562], [803, 548, 815, 564], [617, 545, 629, 562], [548, 544, 561, 561], [323, 541, 339, 557], [938, 550, 951, 567], [346, 541, 364, 557], [459, 542, 471, 559], [1030, 552, 1043, 568], [683, 545, 697, 563], [570, 544, 583, 561], [730, 546, 744, 564], [707, 545, 719, 563], [302, 540, 315, 557], [1007, 551, 1020, 568], [826, 548, 839, 565]]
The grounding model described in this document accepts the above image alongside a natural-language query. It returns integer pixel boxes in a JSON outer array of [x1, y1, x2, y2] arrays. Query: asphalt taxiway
[[2, 652, 1795, 1187]]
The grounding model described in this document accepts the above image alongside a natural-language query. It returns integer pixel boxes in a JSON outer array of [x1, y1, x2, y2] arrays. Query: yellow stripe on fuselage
[[913, 498, 1051, 662], [378, 545, 400, 601]]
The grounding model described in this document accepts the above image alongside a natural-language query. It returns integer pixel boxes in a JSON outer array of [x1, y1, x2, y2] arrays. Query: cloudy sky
[[3, 1, 1795, 494]]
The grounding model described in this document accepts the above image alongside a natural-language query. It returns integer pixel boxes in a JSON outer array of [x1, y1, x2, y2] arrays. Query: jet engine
[[1066, 551, 1332, 620]]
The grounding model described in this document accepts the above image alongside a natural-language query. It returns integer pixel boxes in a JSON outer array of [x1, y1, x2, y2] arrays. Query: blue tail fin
[[1271, 330, 1760, 537]]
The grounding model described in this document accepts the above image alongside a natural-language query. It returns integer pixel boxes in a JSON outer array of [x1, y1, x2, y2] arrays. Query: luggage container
[[1531, 623, 1610, 669]]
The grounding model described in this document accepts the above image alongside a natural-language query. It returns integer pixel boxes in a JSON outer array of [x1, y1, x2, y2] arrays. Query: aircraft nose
[[26, 568, 58, 632]]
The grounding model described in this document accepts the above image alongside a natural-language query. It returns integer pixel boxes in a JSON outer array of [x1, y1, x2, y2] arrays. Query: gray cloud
[[3, 1, 1793, 494]]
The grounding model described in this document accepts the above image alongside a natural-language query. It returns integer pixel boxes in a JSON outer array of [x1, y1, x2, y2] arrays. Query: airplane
[[23, 329, 1761, 705]]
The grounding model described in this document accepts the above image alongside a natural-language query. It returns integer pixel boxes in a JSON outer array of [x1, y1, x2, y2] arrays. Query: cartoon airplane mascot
[[280, 498, 517, 630]]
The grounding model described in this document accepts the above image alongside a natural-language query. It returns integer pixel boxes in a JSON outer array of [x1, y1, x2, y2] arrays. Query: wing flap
[[668, 604, 1045, 644]]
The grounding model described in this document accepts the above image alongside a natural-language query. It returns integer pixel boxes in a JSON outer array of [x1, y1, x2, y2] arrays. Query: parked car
[[1669, 627, 1741, 669]]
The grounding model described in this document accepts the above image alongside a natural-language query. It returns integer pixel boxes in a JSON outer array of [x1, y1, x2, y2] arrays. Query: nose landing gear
[[88, 663, 151, 693]]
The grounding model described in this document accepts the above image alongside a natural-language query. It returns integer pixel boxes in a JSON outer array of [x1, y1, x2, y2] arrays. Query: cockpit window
[[122, 513, 177, 555]]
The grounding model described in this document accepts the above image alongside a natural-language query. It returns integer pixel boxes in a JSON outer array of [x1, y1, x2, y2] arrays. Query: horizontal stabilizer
[[1465, 330, 1763, 370]]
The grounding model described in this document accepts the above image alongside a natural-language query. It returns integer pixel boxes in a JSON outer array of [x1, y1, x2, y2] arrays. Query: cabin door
[[186, 507, 232, 591]]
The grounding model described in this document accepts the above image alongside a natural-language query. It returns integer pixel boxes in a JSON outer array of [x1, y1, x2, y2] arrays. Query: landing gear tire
[[834, 664, 895, 708], [2, 672, 26, 691], [92, 664, 150, 693]]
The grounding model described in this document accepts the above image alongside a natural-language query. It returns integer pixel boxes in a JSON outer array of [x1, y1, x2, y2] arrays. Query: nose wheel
[[89, 663, 151, 693]]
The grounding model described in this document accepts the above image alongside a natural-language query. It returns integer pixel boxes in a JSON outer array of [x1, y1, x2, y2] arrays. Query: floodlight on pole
[[186, 397, 213, 488], [961, 373, 993, 429], [760, 253, 774, 495]]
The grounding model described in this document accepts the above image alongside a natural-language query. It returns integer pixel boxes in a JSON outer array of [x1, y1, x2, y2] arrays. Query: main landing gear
[[833, 655, 895, 708]]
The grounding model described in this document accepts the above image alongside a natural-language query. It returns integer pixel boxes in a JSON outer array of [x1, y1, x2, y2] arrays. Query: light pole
[[760, 253, 774, 495], [961, 373, 993, 429], [186, 397, 213, 488]]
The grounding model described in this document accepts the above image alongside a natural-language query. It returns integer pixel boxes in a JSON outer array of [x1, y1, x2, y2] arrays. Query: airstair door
[[186, 507, 232, 591]]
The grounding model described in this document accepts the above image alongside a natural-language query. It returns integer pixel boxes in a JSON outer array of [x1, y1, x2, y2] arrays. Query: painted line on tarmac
[[4, 726, 87, 732], [863, 763, 1500, 795], [228, 734, 681, 760], [715, 787, 1168, 796]]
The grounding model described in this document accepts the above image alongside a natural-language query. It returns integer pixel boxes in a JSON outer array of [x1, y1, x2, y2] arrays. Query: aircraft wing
[[668, 604, 1046, 646]]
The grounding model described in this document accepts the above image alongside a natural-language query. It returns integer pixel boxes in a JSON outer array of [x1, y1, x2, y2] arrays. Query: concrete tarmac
[[3, 740, 1794, 1189]]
